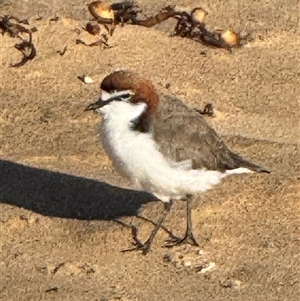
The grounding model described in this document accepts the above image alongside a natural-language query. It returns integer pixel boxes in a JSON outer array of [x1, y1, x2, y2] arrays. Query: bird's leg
[[113, 219, 143, 247], [122, 200, 174, 255], [135, 214, 180, 240], [165, 195, 199, 247]]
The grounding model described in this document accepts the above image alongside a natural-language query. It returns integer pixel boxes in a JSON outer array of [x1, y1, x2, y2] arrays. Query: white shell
[[199, 262, 215, 273], [83, 76, 94, 84]]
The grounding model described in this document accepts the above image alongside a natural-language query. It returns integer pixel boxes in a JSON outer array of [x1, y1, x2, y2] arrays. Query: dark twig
[[56, 46, 67, 56], [195, 103, 215, 117], [76, 38, 114, 48], [45, 287, 58, 293]]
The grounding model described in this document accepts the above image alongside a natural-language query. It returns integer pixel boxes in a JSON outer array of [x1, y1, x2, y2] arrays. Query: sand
[[1, 0, 299, 300]]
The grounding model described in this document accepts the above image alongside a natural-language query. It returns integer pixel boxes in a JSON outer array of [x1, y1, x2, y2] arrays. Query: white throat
[[99, 100, 147, 126]]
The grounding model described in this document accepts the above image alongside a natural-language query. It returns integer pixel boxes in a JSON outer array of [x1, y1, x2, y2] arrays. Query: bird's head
[[85, 70, 160, 131]]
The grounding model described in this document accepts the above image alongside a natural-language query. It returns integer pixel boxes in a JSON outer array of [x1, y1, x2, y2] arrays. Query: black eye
[[111, 93, 133, 102], [120, 93, 133, 101]]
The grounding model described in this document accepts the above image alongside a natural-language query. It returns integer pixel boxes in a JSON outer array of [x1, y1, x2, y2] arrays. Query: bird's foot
[[121, 225, 153, 255], [164, 231, 199, 247], [121, 236, 153, 255], [118, 201, 174, 255]]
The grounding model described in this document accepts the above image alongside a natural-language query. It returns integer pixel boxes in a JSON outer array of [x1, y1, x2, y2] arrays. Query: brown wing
[[153, 95, 269, 173]]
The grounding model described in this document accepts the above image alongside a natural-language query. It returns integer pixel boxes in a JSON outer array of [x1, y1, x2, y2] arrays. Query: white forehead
[[101, 89, 134, 102]]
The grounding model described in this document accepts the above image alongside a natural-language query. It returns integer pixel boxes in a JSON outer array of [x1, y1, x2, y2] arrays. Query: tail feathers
[[225, 167, 253, 175], [230, 153, 270, 173]]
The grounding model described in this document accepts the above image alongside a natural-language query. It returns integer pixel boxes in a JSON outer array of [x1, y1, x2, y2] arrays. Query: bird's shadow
[[0, 159, 155, 220]]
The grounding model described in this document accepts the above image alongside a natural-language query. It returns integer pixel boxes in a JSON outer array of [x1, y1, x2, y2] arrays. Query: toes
[[164, 237, 184, 247], [187, 236, 199, 246], [164, 234, 199, 247], [121, 240, 152, 255]]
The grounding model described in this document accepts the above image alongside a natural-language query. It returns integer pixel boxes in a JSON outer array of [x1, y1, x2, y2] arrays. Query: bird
[[85, 70, 269, 254]]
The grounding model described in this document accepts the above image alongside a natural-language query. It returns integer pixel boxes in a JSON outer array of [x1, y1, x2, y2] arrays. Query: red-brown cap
[[100, 70, 160, 115]]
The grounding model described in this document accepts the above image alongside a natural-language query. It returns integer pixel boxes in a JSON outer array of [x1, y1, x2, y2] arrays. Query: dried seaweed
[[85, 22, 101, 35], [132, 5, 179, 27], [173, 11, 232, 51], [12, 38, 37, 67], [0, 15, 37, 67], [110, 1, 140, 24], [87, 1, 243, 51]]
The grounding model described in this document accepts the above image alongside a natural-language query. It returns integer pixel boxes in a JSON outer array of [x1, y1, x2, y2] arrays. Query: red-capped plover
[[85, 70, 269, 254]]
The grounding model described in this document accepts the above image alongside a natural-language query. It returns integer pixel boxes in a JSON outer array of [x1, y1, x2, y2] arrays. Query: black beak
[[84, 98, 106, 111], [85, 92, 134, 112]]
